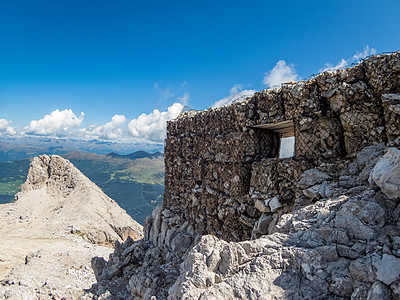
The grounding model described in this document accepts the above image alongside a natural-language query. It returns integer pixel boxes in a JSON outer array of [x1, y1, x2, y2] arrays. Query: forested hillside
[[0, 151, 164, 224]]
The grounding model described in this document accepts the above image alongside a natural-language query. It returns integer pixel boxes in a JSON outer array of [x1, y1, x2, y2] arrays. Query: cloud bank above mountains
[[27, 109, 84, 136], [0, 104, 184, 144], [128, 103, 184, 142], [0, 46, 375, 144], [0, 119, 16, 136]]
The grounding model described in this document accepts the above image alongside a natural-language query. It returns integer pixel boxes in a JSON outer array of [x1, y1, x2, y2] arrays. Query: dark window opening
[[252, 120, 295, 158]]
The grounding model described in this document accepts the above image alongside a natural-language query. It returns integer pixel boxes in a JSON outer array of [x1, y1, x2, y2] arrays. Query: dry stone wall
[[88, 52, 400, 299], [164, 51, 400, 242]]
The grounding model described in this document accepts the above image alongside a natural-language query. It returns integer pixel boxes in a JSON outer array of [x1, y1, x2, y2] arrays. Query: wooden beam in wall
[[252, 120, 294, 138]]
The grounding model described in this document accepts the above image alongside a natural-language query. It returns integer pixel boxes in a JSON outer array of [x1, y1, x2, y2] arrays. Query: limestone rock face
[[169, 190, 399, 299], [0, 155, 143, 299], [16, 155, 143, 244], [370, 147, 400, 199], [89, 143, 400, 300], [87, 52, 400, 299]]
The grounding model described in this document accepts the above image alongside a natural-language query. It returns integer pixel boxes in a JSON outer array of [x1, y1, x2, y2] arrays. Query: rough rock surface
[[89, 146, 400, 300], [170, 189, 398, 299], [370, 147, 400, 199], [88, 52, 400, 299], [0, 155, 143, 299]]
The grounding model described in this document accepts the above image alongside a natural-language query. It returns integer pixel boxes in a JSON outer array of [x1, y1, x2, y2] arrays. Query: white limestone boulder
[[369, 147, 400, 199]]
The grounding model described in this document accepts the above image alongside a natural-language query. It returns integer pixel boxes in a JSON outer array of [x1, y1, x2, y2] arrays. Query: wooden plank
[[251, 120, 294, 137], [252, 120, 293, 129]]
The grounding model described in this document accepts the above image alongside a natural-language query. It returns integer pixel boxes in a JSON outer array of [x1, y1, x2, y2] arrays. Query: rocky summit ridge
[[88, 51, 400, 299], [88, 144, 400, 300], [0, 155, 143, 299], [1, 51, 400, 300]]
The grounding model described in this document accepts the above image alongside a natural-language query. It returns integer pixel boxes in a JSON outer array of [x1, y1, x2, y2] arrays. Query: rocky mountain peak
[[15, 154, 144, 245], [0, 154, 144, 299], [19, 154, 95, 198]]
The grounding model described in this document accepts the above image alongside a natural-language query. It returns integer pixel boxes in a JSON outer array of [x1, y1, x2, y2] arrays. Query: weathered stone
[[382, 94, 400, 142], [374, 254, 400, 285], [316, 245, 338, 262], [171, 232, 193, 253], [254, 199, 270, 213], [393, 237, 400, 250], [366, 281, 391, 300], [88, 52, 400, 300], [357, 143, 385, 167], [252, 213, 272, 237], [370, 148, 400, 199], [269, 196, 282, 212], [0, 155, 143, 300], [303, 184, 322, 199], [298, 169, 332, 188], [92, 257, 107, 281], [349, 257, 375, 283]]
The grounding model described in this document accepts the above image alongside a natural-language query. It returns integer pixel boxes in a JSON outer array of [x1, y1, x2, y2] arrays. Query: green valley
[[0, 151, 165, 224], [0, 159, 31, 204]]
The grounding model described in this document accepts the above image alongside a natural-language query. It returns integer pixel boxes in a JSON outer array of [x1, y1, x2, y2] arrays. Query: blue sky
[[0, 0, 399, 144]]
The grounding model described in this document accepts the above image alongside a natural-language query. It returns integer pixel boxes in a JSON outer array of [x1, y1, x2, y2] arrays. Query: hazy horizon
[[1, 0, 399, 146]]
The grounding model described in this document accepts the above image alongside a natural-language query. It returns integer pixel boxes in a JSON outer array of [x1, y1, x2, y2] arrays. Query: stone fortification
[[89, 52, 400, 299], [163, 51, 400, 242]]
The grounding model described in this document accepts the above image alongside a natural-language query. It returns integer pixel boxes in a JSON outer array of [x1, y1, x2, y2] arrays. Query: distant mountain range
[[106, 150, 163, 160], [0, 141, 69, 162], [0, 136, 163, 162], [0, 140, 165, 224]]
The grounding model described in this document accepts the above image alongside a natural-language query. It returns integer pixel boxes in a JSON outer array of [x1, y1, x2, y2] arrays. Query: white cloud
[[263, 60, 299, 88], [352, 45, 376, 61], [212, 84, 255, 108], [127, 103, 184, 142], [0, 98, 187, 144], [322, 58, 348, 72], [7, 102, 186, 144], [80, 114, 128, 140], [178, 93, 190, 106], [27, 109, 84, 136], [100, 114, 127, 139], [321, 45, 376, 72], [0, 119, 16, 136]]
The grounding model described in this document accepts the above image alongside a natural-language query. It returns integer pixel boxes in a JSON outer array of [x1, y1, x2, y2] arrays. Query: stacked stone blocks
[[164, 52, 400, 241]]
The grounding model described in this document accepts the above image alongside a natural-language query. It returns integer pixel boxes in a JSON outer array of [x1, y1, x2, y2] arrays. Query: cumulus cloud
[[27, 109, 84, 136], [0, 119, 16, 136], [79, 114, 128, 140], [321, 45, 377, 72], [263, 60, 299, 88], [212, 84, 255, 108], [100, 114, 127, 139], [127, 102, 184, 142], [6, 102, 186, 144]]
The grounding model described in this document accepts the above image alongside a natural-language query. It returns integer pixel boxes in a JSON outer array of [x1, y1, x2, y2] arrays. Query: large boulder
[[370, 148, 400, 199]]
